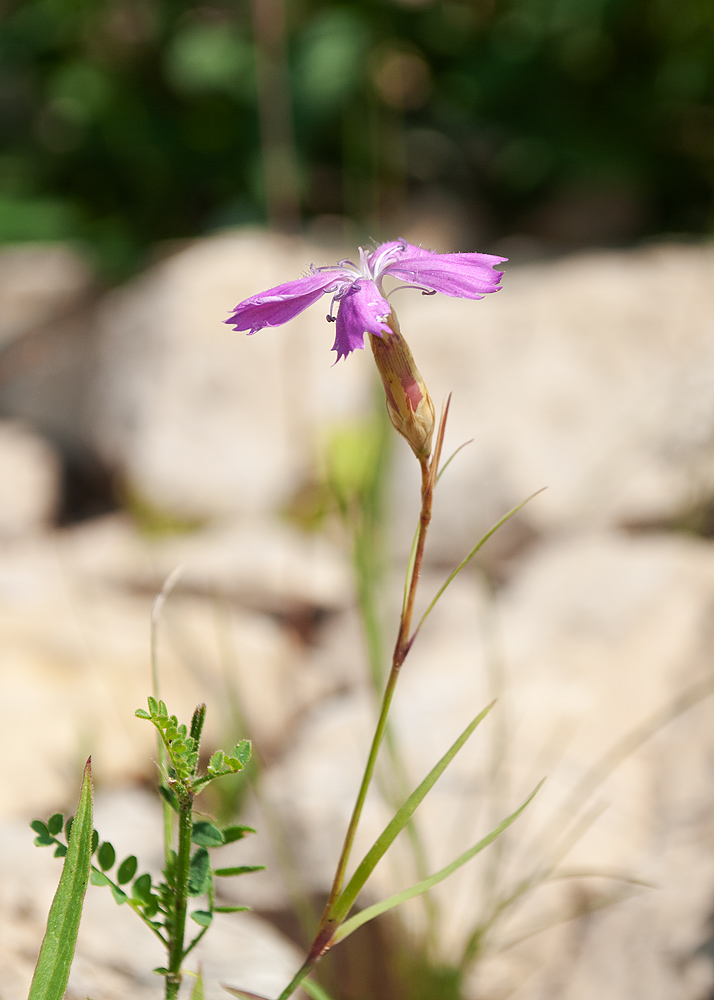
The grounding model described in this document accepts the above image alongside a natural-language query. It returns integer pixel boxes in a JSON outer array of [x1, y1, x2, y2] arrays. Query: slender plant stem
[[275, 399, 451, 999], [151, 569, 182, 861], [165, 796, 194, 999]]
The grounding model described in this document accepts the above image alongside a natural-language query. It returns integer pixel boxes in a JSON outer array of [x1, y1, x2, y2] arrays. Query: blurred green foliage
[[1, 0, 713, 277]]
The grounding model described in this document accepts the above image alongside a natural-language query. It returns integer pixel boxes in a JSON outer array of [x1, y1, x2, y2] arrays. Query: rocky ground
[[1, 233, 714, 999]]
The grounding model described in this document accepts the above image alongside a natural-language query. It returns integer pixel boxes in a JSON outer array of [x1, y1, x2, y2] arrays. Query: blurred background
[[2, 2, 714, 999], [1, 0, 713, 278]]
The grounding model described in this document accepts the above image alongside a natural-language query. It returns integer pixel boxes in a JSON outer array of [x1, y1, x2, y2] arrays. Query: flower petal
[[375, 241, 507, 298], [333, 280, 392, 361], [225, 271, 349, 334]]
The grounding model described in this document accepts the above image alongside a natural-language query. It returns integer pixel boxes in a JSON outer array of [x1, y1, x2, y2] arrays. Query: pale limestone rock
[[91, 230, 372, 519], [90, 234, 714, 551], [0, 513, 351, 817], [0, 422, 60, 536], [395, 242, 714, 554]]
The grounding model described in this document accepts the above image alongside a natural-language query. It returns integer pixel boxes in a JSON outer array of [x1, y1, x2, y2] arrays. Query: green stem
[[165, 796, 193, 999], [277, 959, 314, 1000], [307, 457, 434, 966], [277, 398, 451, 999]]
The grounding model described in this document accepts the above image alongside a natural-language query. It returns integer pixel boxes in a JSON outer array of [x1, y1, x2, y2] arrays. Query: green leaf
[[47, 813, 64, 836], [302, 980, 338, 1000], [158, 784, 178, 812], [191, 968, 205, 1000], [221, 825, 256, 844], [97, 842, 115, 871], [228, 740, 251, 767], [214, 905, 251, 913], [214, 865, 266, 877], [222, 988, 272, 999], [414, 491, 545, 639], [110, 884, 128, 905], [28, 758, 93, 1000], [64, 817, 73, 843], [188, 848, 211, 896], [31, 821, 55, 847], [116, 855, 138, 884], [90, 869, 111, 887], [190, 909, 213, 927], [53, 845, 67, 859], [332, 703, 495, 925], [91, 829, 99, 854], [135, 708, 151, 720], [132, 872, 153, 904], [192, 820, 224, 846], [333, 781, 544, 946]]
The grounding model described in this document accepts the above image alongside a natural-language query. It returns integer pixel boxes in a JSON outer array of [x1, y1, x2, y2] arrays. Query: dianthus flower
[[225, 239, 506, 362]]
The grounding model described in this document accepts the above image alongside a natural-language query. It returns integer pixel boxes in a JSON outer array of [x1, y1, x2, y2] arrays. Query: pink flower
[[225, 239, 506, 361]]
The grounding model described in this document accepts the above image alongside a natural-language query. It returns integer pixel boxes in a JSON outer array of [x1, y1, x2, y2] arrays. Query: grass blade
[[222, 988, 271, 999], [190, 967, 205, 1000], [28, 758, 94, 1000], [413, 490, 545, 640], [436, 439, 473, 484], [331, 702, 495, 925], [333, 780, 544, 946], [301, 980, 337, 1000]]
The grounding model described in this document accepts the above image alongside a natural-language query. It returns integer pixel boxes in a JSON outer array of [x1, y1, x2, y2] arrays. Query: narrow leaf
[[414, 491, 545, 639], [332, 703, 494, 924], [221, 988, 272, 999], [191, 968, 205, 1000], [214, 865, 266, 877], [333, 781, 544, 946], [28, 758, 93, 1000], [214, 905, 251, 913], [302, 980, 338, 1000]]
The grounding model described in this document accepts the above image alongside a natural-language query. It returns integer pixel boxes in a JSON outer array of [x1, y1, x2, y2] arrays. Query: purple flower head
[[225, 239, 507, 361]]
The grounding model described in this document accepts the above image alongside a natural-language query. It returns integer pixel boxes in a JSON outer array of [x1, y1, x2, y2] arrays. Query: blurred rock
[[394, 241, 714, 558], [91, 230, 371, 519], [0, 243, 92, 351], [89, 232, 714, 567], [257, 531, 714, 1000], [0, 244, 99, 459], [0, 421, 61, 536], [0, 512, 352, 817]]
